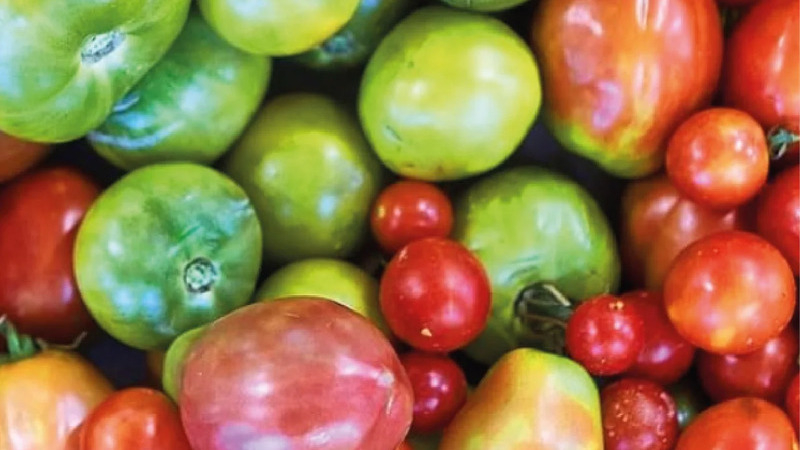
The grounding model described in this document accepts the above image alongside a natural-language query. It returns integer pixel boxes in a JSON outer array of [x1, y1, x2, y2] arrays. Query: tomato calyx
[[513, 282, 576, 355], [0, 316, 37, 364], [183, 257, 218, 293], [80, 30, 125, 64], [767, 125, 800, 160]]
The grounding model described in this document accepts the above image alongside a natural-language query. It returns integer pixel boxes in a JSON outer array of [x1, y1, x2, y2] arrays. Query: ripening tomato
[[664, 231, 796, 354], [0, 168, 99, 343], [756, 165, 799, 275], [0, 132, 49, 183], [786, 373, 799, 434], [401, 352, 468, 434], [601, 378, 679, 450]]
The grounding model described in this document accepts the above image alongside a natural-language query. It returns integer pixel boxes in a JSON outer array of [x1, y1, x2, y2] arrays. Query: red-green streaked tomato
[[531, 0, 723, 178], [0, 132, 49, 183], [756, 165, 800, 275], [0, 0, 190, 143]]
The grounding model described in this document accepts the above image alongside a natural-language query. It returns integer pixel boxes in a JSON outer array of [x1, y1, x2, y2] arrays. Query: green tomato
[[74, 163, 263, 350], [440, 0, 529, 12], [224, 93, 383, 265], [453, 166, 620, 365], [197, 0, 360, 56], [359, 6, 541, 181], [256, 258, 390, 336], [163, 326, 207, 402], [87, 12, 272, 171], [0, 0, 190, 143]]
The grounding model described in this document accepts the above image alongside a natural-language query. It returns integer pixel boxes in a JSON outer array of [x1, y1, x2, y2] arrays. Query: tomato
[[621, 175, 750, 290], [676, 397, 798, 449], [0, 168, 99, 343], [400, 352, 468, 434], [224, 93, 382, 265], [566, 294, 645, 376], [180, 298, 413, 450], [756, 165, 799, 275], [786, 373, 800, 434], [717, 0, 759, 4], [0, 132, 49, 183], [360, 6, 541, 181], [453, 166, 619, 365], [623, 291, 696, 386], [87, 12, 271, 171], [396, 442, 413, 450], [441, 0, 528, 11], [198, 0, 359, 56], [371, 180, 454, 254], [601, 378, 679, 450], [162, 326, 206, 402], [666, 108, 769, 210], [664, 231, 796, 354], [697, 325, 798, 404], [74, 163, 263, 350], [0, 0, 190, 143]]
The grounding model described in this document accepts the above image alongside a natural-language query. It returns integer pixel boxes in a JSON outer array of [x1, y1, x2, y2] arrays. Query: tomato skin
[[380, 238, 491, 352], [601, 378, 679, 450], [786, 373, 799, 434], [0, 168, 99, 343], [400, 352, 468, 434], [0, 132, 49, 183], [79, 388, 190, 450], [664, 231, 796, 354], [676, 397, 798, 450], [371, 181, 454, 254], [756, 165, 800, 275], [666, 108, 769, 210]]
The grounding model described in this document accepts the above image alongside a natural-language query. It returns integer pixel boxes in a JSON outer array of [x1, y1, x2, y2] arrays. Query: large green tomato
[[197, 0, 360, 56], [0, 0, 190, 143], [441, 0, 529, 12], [359, 6, 541, 181], [87, 12, 272, 171], [224, 93, 383, 265], [74, 163, 263, 350], [453, 166, 620, 365]]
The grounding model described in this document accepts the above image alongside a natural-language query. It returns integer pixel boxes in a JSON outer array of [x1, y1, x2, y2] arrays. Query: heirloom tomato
[[0, 132, 49, 183], [756, 165, 799, 275]]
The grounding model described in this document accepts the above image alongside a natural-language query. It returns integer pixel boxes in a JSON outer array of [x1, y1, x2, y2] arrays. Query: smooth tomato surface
[[601, 378, 679, 450], [400, 352, 468, 434], [0, 132, 49, 183], [756, 165, 799, 275]]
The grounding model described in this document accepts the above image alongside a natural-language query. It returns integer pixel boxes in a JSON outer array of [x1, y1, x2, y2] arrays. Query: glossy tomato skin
[[676, 397, 798, 449], [601, 378, 679, 450], [0, 350, 113, 450], [666, 108, 769, 210], [380, 238, 491, 352], [79, 388, 190, 450], [786, 373, 799, 434], [400, 352, 468, 434], [664, 231, 796, 354], [180, 298, 413, 450], [757, 165, 800, 275], [0, 132, 49, 183], [531, 0, 723, 178], [0, 168, 99, 343], [371, 180, 454, 254], [697, 325, 798, 404], [622, 291, 696, 386]]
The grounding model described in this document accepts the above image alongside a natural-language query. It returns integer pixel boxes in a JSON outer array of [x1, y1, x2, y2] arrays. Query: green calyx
[[0, 317, 38, 364], [513, 282, 576, 356], [767, 126, 800, 161]]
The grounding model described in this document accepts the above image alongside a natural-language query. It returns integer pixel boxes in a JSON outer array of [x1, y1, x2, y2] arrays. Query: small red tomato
[[786, 372, 799, 434], [676, 397, 798, 449], [565, 294, 645, 376], [400, 351, 467, 434], [666, 108, 768, 210], [380, 238, 491, 352], [664, 231, 796, 354], [79, 388, 191, 450], [756, 165, 799, 275], [622, 291, 696, 385], [371, 180, 453, 254], [601, 378, 679, 450], [698, 325, 798, 404]]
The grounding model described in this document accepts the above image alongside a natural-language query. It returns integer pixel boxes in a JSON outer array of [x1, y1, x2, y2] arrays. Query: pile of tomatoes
[[0, 0, 797, 449]]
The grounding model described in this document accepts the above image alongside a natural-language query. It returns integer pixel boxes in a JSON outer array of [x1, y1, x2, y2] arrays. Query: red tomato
[[371, 180, 453, 254], [0, 167, 100, 343], [601, 378, 679, 450], [620, 175, 749, 290], [395, 442, 413, 450], [79, 388, 190, 450], [698, 326, 798, 404], [380, 238, 491, 353], [756, 165, 799, 275], [664, 231, 796, 354], [622, 291, 696, 386], [400, 351, 467, 434], [786, 373, 799, 434], [676, 397, 798, 450], [666, 108, 769, 210], [0, 131, 49, 183], [180, 298, 413, 450], [565, 294, 644, 376], [717, 0, 759, 4]]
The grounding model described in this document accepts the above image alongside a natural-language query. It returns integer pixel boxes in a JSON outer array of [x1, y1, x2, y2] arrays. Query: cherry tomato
[[622, 291, 696, 386], [601, 378, 678, 450], [664, 231, 796, 354], [698, 325, 798, 404], [371, 180, 454, 254], [666, 108, 768, 210], [79, 388, 191, 450], [786, 373, 799, 434], [380, 237, 491, 352], [0, 167, 100, 343], [676, 397, 798, 449], [565, 294, 645, 376], [756, 165, 799, 275], [0, 131, 49, 183], [400, 351, 467, 434]]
